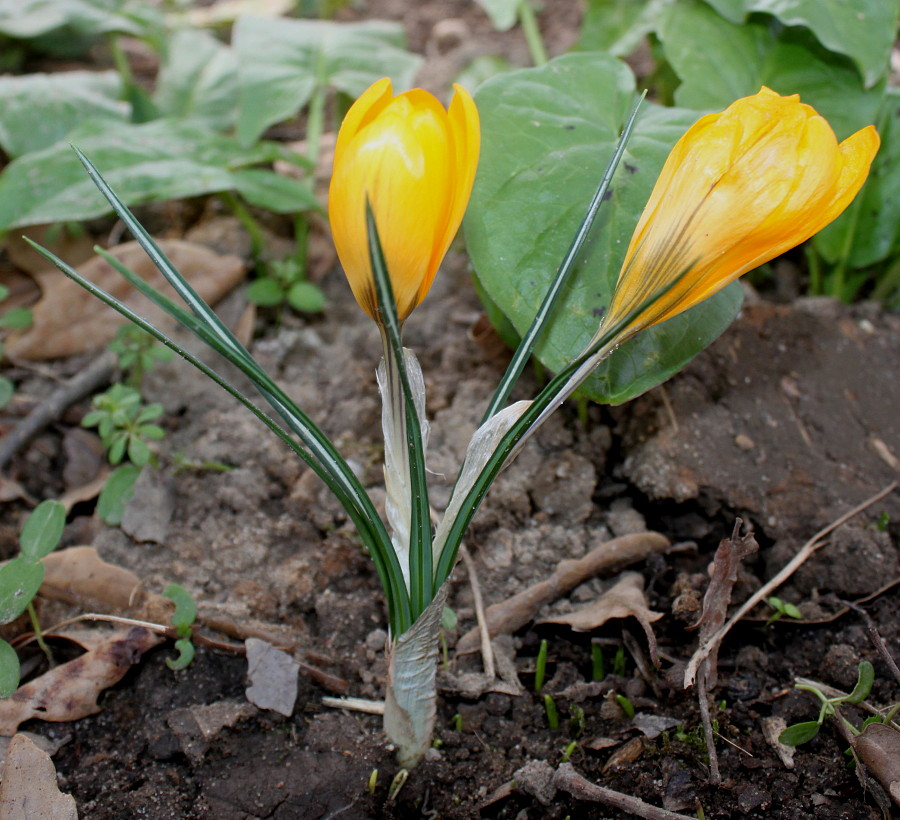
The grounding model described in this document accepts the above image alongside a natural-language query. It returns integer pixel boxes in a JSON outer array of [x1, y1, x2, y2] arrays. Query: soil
[[1, 2, 899, 819]]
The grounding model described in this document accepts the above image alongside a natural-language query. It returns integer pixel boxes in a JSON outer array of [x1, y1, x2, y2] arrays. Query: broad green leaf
[[815, 90, 900, 269], [704, 0, 897, 88], [845, 660, 875, 704], [19, 500, 65, 561], [233, 16, 422, 145], [165, 637, 195, 670], [0, 556, 44, 623], [97, 464, 141, 525], [778, 720, 821, 746], [154, 28, 238, 131], [0, 71, 127, 158], [576, 0, 675, 55], [287, 281, 326, 313], [0, 308, 33, 330], [0, 638, 19, 697], [163, 583, 197, 633], [659, 0, 884, 141], [230, 169, 319, 214], [465, 53, 742, 405], [247, 277, 285, 306], [0, 0, 161, 40], [0, 119, 308, 231], [127, 435, 151, 467], [474, 0, 520, 31]]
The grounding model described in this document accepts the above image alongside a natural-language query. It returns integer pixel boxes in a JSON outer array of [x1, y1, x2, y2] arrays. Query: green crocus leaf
[[465, 53, 742, 405], [0, 119, 315, 231], [659, 0, 884, 141], [233, 16, 422, 146], [0, 70, 127, 158], [703, 0, 897, 88]]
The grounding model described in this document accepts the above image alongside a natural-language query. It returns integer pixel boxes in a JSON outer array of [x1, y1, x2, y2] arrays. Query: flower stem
[[27, 603, 54, 669], [518, 0, 548, 67]]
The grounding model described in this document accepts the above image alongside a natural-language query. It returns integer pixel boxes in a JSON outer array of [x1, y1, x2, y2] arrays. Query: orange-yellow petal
[[603, 88, 880, 337]]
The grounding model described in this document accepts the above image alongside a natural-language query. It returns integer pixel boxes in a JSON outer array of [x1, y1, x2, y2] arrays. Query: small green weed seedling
[[615, 693, 636, 720], [163, 584, 197, 671], [109, 325, 174, 388], [82, 383, 166, 526], [612, 644, 627, 677], [534, 638, 548, 692], [0, 500, 66, 697], [247, 257, 326, 316], [82, 383, 165, 468], [543, 694, 559, 730], [779, 661, 876, 746], [765, 595, 803, 626], [591, 641, 605, 681], [560, 740, 577, 763], [569, 704, 586, 737]]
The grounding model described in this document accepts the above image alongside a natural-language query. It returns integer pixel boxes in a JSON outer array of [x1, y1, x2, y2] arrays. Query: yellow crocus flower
[[603, 87, 880, 339], [328, 78, 480, 323]]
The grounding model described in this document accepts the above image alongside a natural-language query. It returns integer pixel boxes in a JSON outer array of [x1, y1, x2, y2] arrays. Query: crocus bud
[[328, 78, 480, 323], [604, 86, 880, 338]]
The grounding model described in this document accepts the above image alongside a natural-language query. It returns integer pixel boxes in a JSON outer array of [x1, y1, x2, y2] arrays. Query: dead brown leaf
[[539, 572, 663, 664], [6, 240, 247, 360], [5, 224, 96, 279], [456, 532, 669, 653], [41, 547, 142, 612], [853, 722, 900, 807], [0, 734, 77, 820], [601, 736, 644, 774], [0, 627, 161, 735]]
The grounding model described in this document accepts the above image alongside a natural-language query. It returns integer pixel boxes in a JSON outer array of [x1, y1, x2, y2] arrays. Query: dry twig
[[460, 544, 495, 680], [457, 531, 670, 653], [553, 763, 696, 820], [684, 482, 898, 688]]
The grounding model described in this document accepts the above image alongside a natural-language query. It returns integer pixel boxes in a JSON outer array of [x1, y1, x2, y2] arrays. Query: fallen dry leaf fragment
[[167, 700, 256, 764], [457, 532, 669, 653], [6, 240, 247, 360], [0, 627, 162, 735], [245, 638, 299, 717], [0, 734, 77, 820], [41, 547, 142, 612], [539, 572, 663, 664], [853, 722, 900, 807]]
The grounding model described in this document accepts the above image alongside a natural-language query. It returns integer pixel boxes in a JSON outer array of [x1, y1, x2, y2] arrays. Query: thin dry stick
[[460, 543, 495, 681], [684, 481, 897, 687], [838, 598, 900, 687], [554, 763, 696, 820], [0, 350, 116, 469]]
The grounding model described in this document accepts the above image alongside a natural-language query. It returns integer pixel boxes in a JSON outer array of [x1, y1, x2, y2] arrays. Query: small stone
[[245, 638, 300, 717], [734, 433, 754, 450], [365, 629, 388, 651]]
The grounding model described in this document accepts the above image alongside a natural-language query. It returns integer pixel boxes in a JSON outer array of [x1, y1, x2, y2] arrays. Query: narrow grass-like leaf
[[366, 203, 432, 619], [481, 92, 646, 423], [26, 238, 412, 632], [434, 273, 686, 586]]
